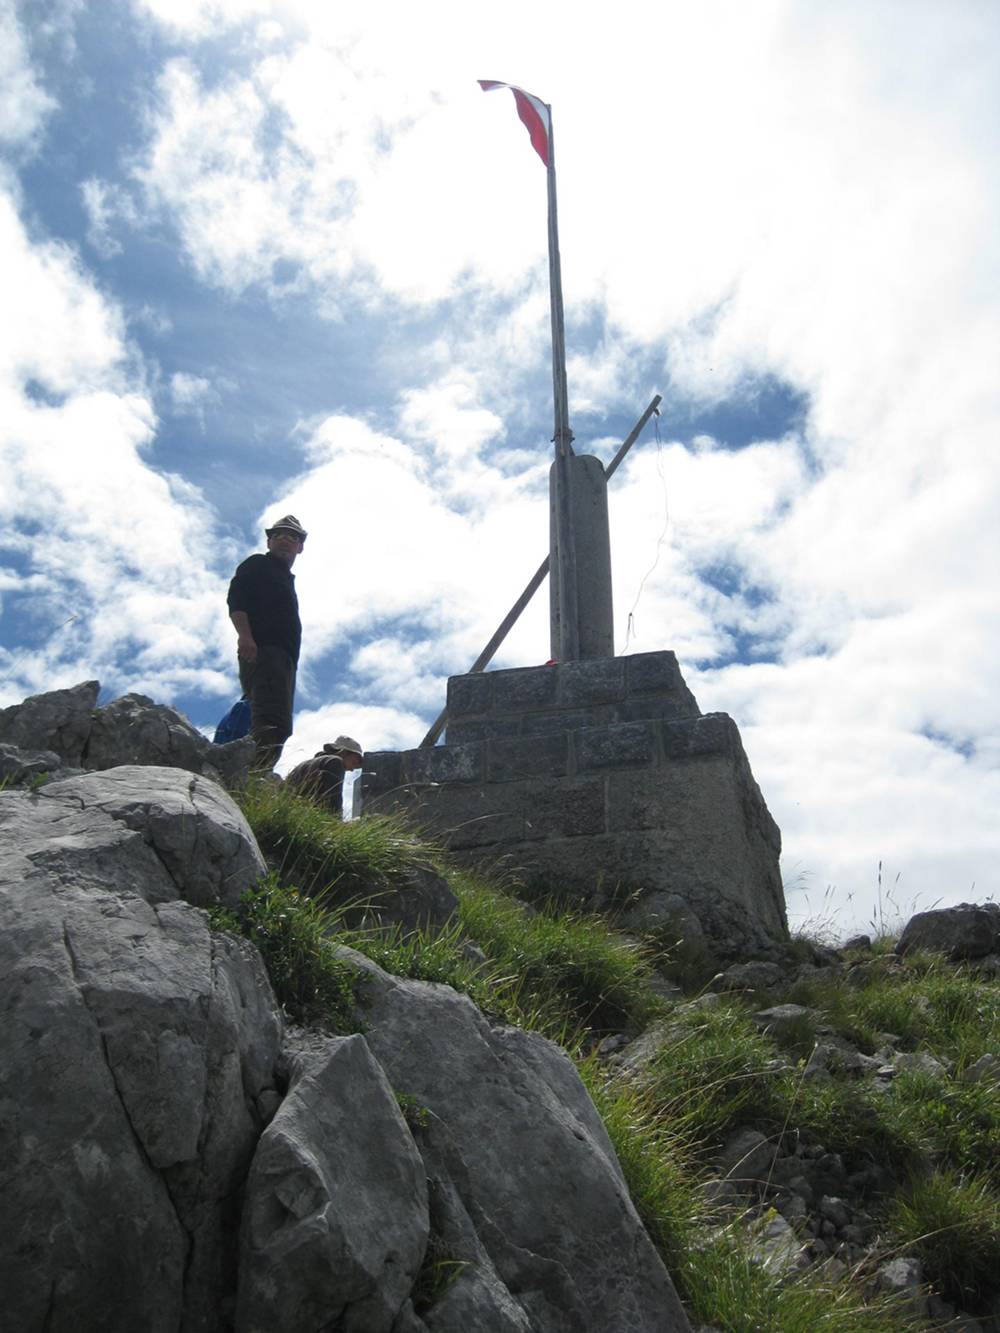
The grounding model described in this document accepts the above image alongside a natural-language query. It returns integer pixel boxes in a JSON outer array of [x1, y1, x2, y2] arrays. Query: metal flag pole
[[544, 100, 581, 663]]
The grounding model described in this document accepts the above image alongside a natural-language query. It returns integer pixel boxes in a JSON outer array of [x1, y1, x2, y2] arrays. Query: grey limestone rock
[[893, 1049, 951, 1079], [0, 740, 68, 784], [746, 1211, 809, 1276], [803, 1039, 882, 1081], [842, 934, 872, 951], [336, 947, 692, 1333], [87, 691, 254, 787], [237, 1034, 429, 1333], [752, 1003, 819, 1040], [875, 1256, 926, 1316], [0, 678, 99, 764], [338, 863, 459, 938], [962, 1053, 1000, 1085], [714, 1130, 777, 1192], [38, 765, 265, 908], [716, 960, 786, 992], [896, 903, 1000, 961], [0, 680, 255, 788], [0, 774, 283, 1332]]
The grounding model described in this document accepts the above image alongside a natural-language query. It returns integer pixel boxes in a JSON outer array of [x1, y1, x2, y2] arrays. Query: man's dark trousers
[[239, 645, 296, 772]]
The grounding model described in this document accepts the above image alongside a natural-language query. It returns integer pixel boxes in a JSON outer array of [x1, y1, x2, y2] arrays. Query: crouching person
[[285, 736, 363, 818]]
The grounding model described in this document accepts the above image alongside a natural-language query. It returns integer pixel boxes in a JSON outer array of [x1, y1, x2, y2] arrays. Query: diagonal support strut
[[418, 394, 662, 748]]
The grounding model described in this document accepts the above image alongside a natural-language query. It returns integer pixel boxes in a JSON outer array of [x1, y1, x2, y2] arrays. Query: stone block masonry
[[363, 652, 788, 960]]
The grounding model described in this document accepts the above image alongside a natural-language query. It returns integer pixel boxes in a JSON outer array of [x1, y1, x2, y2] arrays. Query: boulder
[[0, 741, 67, 784], [34, 766, 266, 909], [336, 948, 692, 1332], [336, 865, 459, 938], [803, 1041, 882, 1081], [0, 679, 98, 765], [746, 1211, 809, 1276], [752, 1004, 820, 1042], [86, 691, 254, 787], [0, 772, 284, 1332], [896, 904, 1000, 961], [893, 1050, 951, 1079], [961, 1053, 999, 1085], [0, 682, 254, 789], [714, 1130, 777, 1192], [238, 1034, 429, 1333], [875, 1256, 927, 1319], [715, 960, 786, 992]]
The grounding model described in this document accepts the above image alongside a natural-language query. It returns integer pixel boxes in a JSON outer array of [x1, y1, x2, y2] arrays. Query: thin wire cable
[[0, 613, 80, 692], [622, 412, 670, 653]]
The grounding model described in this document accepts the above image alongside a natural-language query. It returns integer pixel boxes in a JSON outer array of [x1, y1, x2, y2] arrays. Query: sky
[[2, 0, 998, 938]]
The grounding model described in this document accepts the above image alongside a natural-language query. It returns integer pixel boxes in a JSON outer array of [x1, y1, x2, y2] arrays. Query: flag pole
[[545, 102, 581, 661]]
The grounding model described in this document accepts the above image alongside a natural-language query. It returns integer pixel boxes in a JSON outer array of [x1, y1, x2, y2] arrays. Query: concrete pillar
[[549, 454, 614, 660]]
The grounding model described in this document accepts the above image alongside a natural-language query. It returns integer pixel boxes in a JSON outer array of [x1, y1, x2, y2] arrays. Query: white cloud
[[0, 2, 56, 149], [169, 371, 220, 429], [268, 406, 551, 680], [132, 0, 270, 37], [7, 0, 999, 936], [80, 177, 139, 258], [0, 185, 235, 704], [280, 699, 426, 774]]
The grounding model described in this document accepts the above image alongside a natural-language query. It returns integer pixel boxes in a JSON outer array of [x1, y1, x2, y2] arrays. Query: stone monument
[[362, 651, 788, 961], [364, 87, 789, 963]]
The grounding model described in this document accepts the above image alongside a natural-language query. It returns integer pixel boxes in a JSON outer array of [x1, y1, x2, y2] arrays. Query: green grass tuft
[[209, 875, 357, 1029], [452, 873, 660, 1038], [887, 1167, 1000, 1309], [239, 777, 435, 900]]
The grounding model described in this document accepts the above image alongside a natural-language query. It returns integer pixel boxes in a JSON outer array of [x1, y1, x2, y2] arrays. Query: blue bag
[[213, 698, 252, 744]]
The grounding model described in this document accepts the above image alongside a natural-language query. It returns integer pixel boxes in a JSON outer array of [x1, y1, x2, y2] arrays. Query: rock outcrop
[[896, 902, 1000, 961], [0, 768, 280, 1332], [0, 680, 254, 788], [1, 691, 692, 1333]]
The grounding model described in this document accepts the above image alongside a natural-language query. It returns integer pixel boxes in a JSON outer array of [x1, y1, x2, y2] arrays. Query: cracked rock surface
[[0, 769, 282, 1332], [338, 948, 692, 1333], [37, 766, 266, 909]]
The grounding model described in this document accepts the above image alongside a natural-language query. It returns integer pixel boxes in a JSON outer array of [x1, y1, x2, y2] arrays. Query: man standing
[[285, 736, 364, 817], [227, 514, 307, 771]]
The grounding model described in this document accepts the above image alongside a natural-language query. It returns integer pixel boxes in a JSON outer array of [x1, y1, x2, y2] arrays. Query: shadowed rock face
[[896, 903, 1000, 960], [1, 695, 693, 1333], [0, 680, 254, 788]]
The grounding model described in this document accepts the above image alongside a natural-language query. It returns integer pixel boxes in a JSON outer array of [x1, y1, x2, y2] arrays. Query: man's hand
[[237, 633, 258, 664], [230, 610, 257, 663]]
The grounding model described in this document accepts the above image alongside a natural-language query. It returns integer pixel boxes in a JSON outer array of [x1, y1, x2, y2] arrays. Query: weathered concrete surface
[[550, 454, 614, 661], [443, 652, 699, 746], [365, 658, 787, 960], [0, 773, 283, 1332]]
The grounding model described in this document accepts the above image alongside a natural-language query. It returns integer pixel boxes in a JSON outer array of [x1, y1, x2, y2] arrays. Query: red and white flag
[[478, 80, 550, 167]]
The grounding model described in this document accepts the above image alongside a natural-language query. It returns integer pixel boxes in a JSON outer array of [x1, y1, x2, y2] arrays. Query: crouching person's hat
[[323, 735, 363, 759]]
